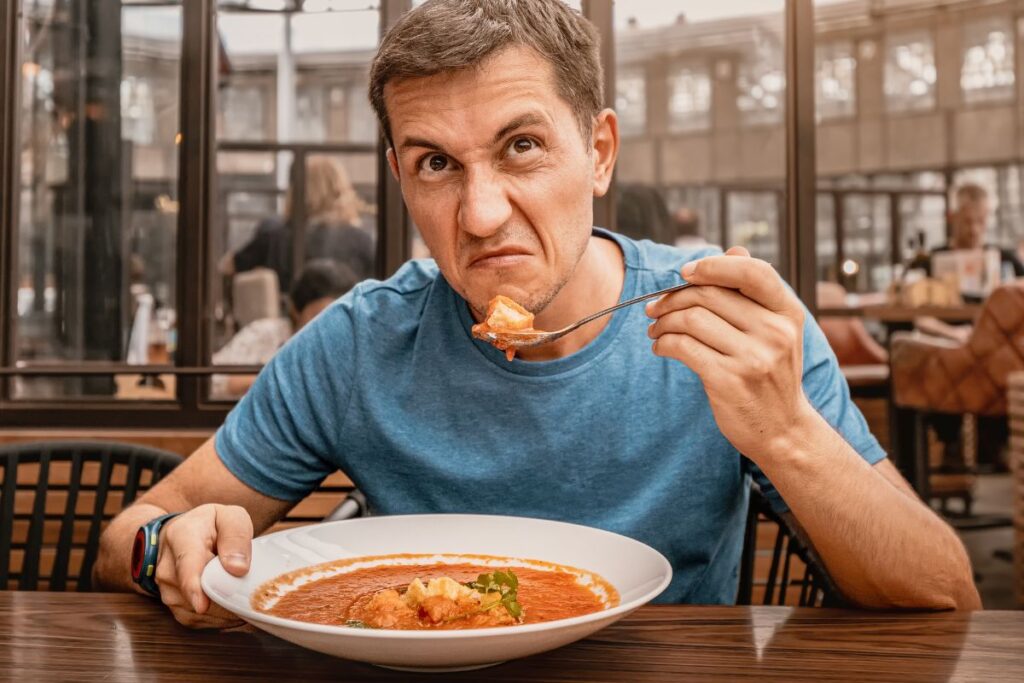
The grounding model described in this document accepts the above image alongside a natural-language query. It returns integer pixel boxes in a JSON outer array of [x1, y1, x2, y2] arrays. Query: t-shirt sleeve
[[214, 301, 355, 501], [746, 309, 888, 513]]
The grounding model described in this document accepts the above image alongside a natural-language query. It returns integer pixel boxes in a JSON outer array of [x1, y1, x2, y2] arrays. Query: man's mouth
[[469, 247, 532, 268]]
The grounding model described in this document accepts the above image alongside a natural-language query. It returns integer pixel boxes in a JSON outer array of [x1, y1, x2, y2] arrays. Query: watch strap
[[131, 512, 181, 597]]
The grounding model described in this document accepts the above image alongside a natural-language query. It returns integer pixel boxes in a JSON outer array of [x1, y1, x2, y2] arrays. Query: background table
[[817, 304, 982, 327], [1, 593, 1022, 682]]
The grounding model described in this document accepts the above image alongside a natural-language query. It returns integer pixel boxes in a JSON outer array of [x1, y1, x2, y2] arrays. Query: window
[[961, 15, 1015, 104], [615, 69, 647, 138], [219, 85, 268, 141], [841, 195, 891, 294], [613, 1, 787, 256], [885, 30, 937, 113], [728, 191, 782, 264], [736, 24, 786, 127], [816, 41, 856, 121], [10, 0, 183, 400], [816, 194, 837, 283], [211, 1, 380, 400], [667, 64, 711, 133], [737, 61, 785, 127]]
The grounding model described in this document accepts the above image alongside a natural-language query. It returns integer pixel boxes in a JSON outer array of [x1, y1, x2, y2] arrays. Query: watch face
[[131, 527, 146, 581]]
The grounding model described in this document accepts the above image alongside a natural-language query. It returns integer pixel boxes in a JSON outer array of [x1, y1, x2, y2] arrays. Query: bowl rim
[[202, 513, 673, 640]]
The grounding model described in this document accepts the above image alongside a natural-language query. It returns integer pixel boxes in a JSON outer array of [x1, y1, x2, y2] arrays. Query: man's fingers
[[725, 245, 750, 257], [174, 546, 215, 613], [680, 254, 794, 313], [651, 332, 726, 373], [646, 284, 763, 332], [213, 505, 254, 577], [648, 307, 746, 357]]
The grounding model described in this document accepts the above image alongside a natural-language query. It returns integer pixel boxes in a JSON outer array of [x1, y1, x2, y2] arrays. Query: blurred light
[[174, 132, 183, 145], [842, 259, 860, 276], [22, 62, 40, 78], [155, 195, 179, 214]]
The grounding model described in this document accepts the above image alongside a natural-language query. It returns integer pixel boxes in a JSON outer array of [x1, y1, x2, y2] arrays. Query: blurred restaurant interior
[[1, 0, 1023, 614]]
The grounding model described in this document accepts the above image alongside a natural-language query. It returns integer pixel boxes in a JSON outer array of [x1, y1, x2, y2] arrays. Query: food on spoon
[[254, 555, 620, 630], [471, 295, 538, 361]]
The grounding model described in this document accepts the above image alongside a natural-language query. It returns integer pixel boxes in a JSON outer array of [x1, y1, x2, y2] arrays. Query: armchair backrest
[[891, 280, 1024, 415]]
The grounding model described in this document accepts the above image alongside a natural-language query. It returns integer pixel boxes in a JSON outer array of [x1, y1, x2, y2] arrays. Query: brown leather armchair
[[890, 280, 1024, 519], [891, 280, 1024, 416]]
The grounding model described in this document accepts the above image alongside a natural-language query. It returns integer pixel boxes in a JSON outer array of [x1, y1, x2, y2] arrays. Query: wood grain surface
[[1, 592, 1021, 682]]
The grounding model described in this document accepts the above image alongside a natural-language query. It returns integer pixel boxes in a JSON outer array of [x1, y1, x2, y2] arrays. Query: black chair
[[0, 441, 183, 591], [737, 486, 844, 607]]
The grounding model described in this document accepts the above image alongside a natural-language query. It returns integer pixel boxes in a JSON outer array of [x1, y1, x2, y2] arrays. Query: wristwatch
[[130, 512, 181, 597]]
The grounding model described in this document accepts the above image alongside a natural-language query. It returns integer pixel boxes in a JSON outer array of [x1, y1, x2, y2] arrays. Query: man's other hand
[[154, 503, 253, 629]]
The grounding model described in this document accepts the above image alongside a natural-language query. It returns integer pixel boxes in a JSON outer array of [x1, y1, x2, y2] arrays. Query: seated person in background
[[219, 157, 377, 288], [95, 0, 978, 627], [919, 183, 1024, 342], [929, 183, 1024, 277], [211, 260, 357, 398], [303, 156, 377, 282], [615, 183, 672, 245]]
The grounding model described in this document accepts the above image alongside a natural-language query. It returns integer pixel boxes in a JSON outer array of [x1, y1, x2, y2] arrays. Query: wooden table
[[2, 593, 1023, 682]]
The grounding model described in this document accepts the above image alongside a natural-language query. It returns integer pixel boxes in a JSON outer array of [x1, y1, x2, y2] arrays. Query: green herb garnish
[[463, 570, 523, 620], [344, 619, 374, 629]]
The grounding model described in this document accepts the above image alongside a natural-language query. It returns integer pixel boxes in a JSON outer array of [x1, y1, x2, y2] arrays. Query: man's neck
[[515, 233, 626, 361]]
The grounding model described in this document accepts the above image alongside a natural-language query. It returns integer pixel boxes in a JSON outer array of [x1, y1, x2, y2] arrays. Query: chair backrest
[[0, 441, 183, 591], [737, 486, 844, 607], [892, 279, 1024, 415], [232, 267, 281, 328]]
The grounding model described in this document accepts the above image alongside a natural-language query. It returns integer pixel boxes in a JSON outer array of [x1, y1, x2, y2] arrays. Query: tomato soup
[[253, 554, 618, 630]]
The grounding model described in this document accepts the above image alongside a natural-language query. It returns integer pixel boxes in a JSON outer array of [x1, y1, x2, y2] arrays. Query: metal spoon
[[478, 281, 694, 351]]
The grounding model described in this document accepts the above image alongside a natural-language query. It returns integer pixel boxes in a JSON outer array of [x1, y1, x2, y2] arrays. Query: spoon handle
[[569, 281, 694, 331]]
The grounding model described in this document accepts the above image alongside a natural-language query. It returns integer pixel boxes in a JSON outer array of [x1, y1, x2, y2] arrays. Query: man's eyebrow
[[398, 136, 444, 153], [492, 113, 547, 144], [396, 113, 548, 153]]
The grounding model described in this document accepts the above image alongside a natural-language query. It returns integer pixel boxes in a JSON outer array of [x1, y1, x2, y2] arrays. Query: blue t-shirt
[[216, 228, 886, 604]]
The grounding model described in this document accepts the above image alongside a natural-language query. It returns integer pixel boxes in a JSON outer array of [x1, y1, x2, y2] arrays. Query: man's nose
[[457, 167, 513, 238]]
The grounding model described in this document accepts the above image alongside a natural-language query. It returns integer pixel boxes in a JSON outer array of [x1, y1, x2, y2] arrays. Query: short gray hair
[[369, 0, 604, 145]]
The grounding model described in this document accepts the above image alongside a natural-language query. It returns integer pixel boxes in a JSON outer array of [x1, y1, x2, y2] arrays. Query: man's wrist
[[759, 397, 826, 468]]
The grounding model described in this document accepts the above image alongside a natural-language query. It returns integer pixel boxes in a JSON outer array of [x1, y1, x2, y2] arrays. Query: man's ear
[[386, 147, 401, 183], [591, 108, 619, 198]]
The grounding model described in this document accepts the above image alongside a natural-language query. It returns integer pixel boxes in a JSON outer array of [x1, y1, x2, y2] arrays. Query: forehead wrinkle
[[386, 48, 564, 156]]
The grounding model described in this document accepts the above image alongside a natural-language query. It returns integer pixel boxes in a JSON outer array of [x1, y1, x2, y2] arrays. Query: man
[[929, 182, 1024, 283], [94, 0, 978, 627], [919, 183, 1024, 342]]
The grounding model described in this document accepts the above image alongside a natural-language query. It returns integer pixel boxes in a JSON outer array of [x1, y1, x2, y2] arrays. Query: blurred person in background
[[615, 183, 672, 245], [219, 157, 376, 289], [211, 259, 358, 398], [917, 183, 1024, 343], [929, 183, 1023, 282]]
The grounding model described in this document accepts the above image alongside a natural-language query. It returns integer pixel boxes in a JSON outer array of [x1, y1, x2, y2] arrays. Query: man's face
[[384, 47, 608, 318], [952, 199, 989, 249]]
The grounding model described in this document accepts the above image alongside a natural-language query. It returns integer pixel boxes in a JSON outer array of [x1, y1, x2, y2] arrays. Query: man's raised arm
[[646, 249, 980, 610]]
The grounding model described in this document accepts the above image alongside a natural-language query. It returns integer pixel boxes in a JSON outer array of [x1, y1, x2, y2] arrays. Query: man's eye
[[422, 154, 449, 173], [508, 138, 537, 156]]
